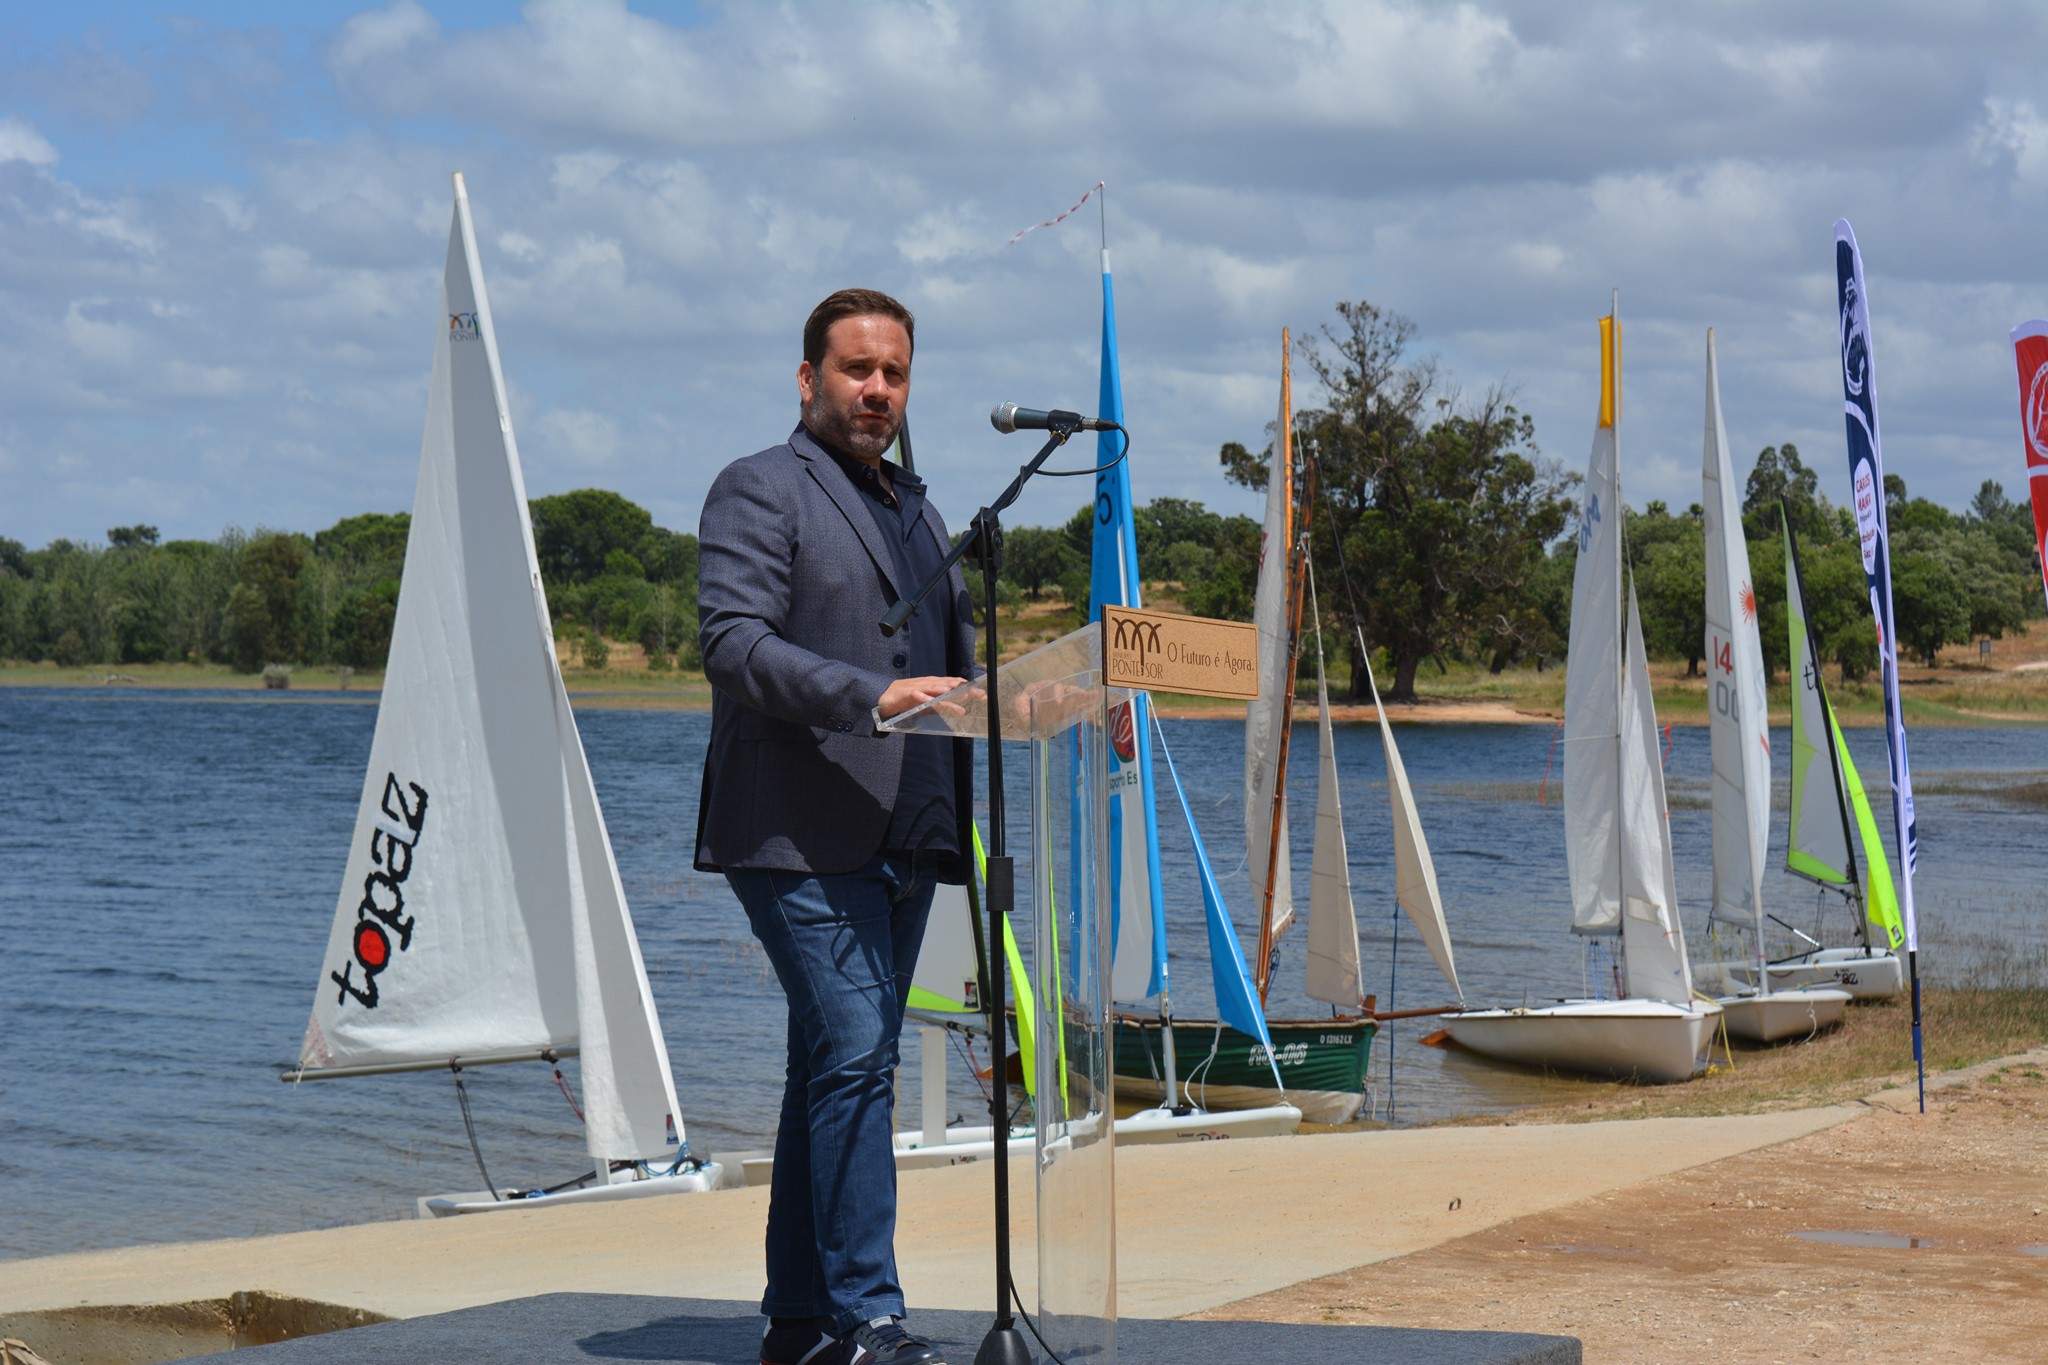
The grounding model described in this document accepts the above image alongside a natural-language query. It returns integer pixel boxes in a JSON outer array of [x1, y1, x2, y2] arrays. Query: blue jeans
[[728, 853, 937, 1332]]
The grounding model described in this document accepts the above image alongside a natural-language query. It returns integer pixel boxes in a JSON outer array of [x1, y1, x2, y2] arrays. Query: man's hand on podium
[[878, 675, 969, 720]]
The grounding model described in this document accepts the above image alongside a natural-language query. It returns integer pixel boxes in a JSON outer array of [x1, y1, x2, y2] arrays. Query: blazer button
[[892, 653, 908, 669], [835, 720, 852, 733]]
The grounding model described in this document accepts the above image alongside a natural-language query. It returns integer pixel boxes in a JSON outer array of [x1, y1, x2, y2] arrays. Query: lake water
[[2, 686, 2043, 1261]]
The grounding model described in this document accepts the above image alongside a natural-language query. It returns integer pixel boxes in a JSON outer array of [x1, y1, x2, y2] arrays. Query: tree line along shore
[[2, 468, 2042, 726], [4, 304, 2042, 718]]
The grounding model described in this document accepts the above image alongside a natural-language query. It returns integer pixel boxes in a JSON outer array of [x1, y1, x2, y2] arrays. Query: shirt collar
[[803, 422, 923, 508]]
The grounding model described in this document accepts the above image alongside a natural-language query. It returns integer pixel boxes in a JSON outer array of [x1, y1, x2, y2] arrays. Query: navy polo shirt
[[818, 436, 961, 869]]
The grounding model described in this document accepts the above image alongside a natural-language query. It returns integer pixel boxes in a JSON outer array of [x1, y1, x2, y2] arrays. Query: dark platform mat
[[195, 1292, 1580, 1364]]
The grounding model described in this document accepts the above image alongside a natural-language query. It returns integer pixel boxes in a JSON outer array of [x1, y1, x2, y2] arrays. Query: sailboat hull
[[1439, 999, 1721, 1084], [731, 1103, 1301, 1186], [1763, 948, 1904, 1000], [1715, 988, 1852, 1043], [1112, 1014, 1375, 1124], [420, 1160, 728, 1216]]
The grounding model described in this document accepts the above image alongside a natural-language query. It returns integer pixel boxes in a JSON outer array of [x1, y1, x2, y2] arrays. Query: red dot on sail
[[1110, 701, 1137, 762], [355, 924, 389, 969]]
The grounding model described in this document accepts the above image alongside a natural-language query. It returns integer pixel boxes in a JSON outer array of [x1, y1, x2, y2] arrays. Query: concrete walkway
[[0, 1106, 1855, 1323]]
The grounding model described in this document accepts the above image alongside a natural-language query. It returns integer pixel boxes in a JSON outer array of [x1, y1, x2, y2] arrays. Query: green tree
[[1741, 443, 1831, 542], [1238, 300, 1571, 700], [638, 582, 684, 668], [1132, 497, 1224, 569], [636, 526, 697, 586], [530, 489, 656, 585], [1895, 524, 2031, 647], [1634, 528, 1707, 675], [999, 525, 1076, 600], [223, 581, 272, 672], [239, 532, 310, 663], [1890, 548, 1970, 665], [314, 512, 410, 575], [1177, 515, 1262, 622], [331, 580, 400, 669], [107, 524, 159, 550]]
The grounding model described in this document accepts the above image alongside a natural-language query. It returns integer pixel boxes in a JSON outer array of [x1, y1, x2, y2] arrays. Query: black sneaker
[[762, 1317, 853, 1365], [845, 1316, 947, 1365]]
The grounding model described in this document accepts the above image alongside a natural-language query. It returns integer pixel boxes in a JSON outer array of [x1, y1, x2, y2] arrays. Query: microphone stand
[[880, 418, 1080, 1365]]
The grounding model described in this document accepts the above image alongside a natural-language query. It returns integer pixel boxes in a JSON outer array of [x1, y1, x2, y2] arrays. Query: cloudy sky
[[5, 1, 2047, 548]]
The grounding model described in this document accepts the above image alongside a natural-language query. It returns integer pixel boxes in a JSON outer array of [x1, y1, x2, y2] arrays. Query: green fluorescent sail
[[1784, 518, 1852, 886], [1833, 715, 1906, 952], [905, 824, 1038, 1096]]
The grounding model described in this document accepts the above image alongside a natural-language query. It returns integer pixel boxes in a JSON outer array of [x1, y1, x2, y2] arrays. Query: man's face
[[798, 314, 911, 463]]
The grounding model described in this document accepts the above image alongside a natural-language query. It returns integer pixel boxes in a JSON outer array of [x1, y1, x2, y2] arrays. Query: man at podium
[[696, 288, 978, 1365]]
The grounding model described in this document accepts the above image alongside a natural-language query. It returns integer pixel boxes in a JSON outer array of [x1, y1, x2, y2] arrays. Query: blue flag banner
[[1833, 219, 1918, 953], [1152, 719, 1275, 1053], [1089, 248, 1169, 1001]]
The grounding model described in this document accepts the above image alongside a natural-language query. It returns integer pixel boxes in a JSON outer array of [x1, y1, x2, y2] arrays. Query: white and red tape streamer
[[1007, 181, 1105, 246]]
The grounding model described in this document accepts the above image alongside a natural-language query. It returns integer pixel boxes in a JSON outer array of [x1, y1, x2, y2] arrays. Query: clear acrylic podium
[[884, 624, 1121, 1364]]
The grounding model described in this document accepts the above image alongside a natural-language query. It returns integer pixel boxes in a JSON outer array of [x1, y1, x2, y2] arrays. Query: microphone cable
[[1031, 427, 1131, 479]]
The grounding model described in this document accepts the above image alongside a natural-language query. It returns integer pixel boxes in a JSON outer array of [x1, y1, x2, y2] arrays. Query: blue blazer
[[694, 425, 978, 875]]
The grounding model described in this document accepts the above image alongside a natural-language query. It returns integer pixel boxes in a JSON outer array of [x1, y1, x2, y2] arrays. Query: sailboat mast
[[1784, 503, 1871, 950], [1256, 458, 1316, 1005], [1253, 336, 1295, 1002], [1608, 291, 1631, 1000]]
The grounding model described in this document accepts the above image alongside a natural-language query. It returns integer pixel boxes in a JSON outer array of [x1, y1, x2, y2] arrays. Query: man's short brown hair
[[804, 288, 915, 370]]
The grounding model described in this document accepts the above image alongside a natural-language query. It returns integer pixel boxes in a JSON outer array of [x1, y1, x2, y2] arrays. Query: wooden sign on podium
[[1100, 605, 1260, 701]]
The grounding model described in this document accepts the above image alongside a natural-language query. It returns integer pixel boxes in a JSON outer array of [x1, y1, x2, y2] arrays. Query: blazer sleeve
[[698, 455, 895, 736]]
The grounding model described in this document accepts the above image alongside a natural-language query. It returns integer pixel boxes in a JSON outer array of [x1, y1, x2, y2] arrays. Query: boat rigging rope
[[553, 1063, 585, 1123], [1693, 988, 1736, 1072], [449, 1065, 501, 1202], [952, 1028, 994, 1108], [1385, 898, 1401, 1122]]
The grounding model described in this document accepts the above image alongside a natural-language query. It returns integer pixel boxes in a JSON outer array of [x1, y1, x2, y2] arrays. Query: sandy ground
[[1200, 1058, 2048, 1362], [0, 1107, 1854, 1325], [7, 1056, 2048, 1361]]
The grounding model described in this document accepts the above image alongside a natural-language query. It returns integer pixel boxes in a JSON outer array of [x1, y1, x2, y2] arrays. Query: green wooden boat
[[1112, 1012, 1375, 1124]]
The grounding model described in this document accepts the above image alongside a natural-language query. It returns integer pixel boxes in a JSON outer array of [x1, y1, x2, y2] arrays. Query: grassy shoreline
[[6, 652, 2044, 725]]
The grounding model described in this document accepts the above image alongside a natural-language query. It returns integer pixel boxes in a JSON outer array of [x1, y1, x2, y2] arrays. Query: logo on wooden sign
[[1101, 605, 1259, 700]]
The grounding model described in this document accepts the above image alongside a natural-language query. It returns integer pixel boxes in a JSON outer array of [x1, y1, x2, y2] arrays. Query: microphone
[[990, 402, 1121, 434]]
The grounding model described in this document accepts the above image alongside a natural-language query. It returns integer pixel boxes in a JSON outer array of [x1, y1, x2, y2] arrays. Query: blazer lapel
[[792, 426, 903, 598]]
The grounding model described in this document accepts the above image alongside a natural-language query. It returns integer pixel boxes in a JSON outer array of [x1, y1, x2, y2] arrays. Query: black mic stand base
[[973, 1322, 1035, 1365]]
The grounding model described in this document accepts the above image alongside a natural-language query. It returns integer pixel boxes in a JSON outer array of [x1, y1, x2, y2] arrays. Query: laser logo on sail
[[2026, 361, 2048, 463], [1109, 700, 1137, 762], [329, 773, 430, 1009]]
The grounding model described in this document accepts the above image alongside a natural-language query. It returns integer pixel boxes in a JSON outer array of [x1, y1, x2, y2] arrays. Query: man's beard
[[803, 392, 900, 463]]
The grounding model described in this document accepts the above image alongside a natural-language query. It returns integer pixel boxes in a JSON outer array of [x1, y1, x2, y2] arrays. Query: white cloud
[[533, 407, 621, 469], [8, 1, 2048, 546], [0, 116, 59, 167], [1975, 97, 2048, 198]]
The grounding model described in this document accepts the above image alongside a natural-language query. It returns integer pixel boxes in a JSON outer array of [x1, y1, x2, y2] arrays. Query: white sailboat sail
[[1564, 313, 1624, 938], [1245, 331, 1296, 947], [1304, 579, 1362, 1008], [298, 174, 685, 1165], [1362, 648, 1460, 1001], [1438, 301, 1716, 1082], [1701, 330, 1772, 978], [1619, 581, 1693, 1005]]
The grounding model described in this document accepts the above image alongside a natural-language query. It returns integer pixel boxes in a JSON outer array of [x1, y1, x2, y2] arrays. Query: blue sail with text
[[1832, 221, 1918, 949], [1089, 246, 1168, 1003]]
